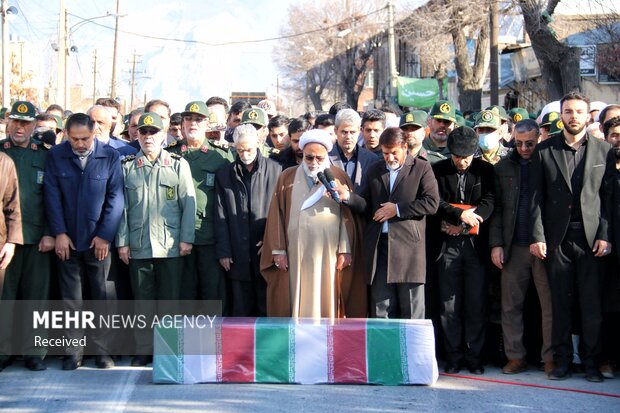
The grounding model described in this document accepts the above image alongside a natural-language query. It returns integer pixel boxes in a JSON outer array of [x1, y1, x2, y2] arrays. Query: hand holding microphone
[[317, 168, 341, 203]]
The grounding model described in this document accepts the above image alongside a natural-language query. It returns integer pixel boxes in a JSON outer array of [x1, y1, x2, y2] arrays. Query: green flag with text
[[397, 77, 447, 108]]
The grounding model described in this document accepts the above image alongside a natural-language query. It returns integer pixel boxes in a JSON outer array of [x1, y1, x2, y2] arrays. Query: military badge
[[31, 143, 38, 151], [548, 112, 558, 121], [143, 115, 154, 125], [481, 111, 493, 122], [513, 113, 522, 122], [205, 173, 215, 187], [201, 146, 208, 153], [439, 103, 451, 114], [190, 103, 200, 113], [17, 104, 28, 113], [166, 187, 175, 200], [248, 110, 258, 120], [37, 171, 44, 184], [405, 114, 413, 122]]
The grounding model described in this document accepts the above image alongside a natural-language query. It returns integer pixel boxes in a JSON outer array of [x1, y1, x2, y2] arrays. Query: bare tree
[[518, 0, 582, 100], [399, 0, 492, 111], [276, 0, 385, 111]]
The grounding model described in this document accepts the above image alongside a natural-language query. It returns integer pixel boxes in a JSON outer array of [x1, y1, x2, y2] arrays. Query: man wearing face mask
[[214, 124, 282, 316], [260, 129, 366, 318], [474, 110, 510, 165], [166, 101, 234, 309]]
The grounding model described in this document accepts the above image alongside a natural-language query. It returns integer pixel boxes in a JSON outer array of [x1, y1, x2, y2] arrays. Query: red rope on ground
[[439, 373, 620, 399]]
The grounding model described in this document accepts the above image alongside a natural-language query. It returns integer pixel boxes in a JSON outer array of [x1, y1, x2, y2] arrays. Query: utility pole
[[387, 0, 399, 102], [1, 0, 10, 107], [110, 0, 120, 98], [57, 0, 66, 108], [128, 51, 142, 109], [490, 0, 499, 106], [92, 50, 97, 106]]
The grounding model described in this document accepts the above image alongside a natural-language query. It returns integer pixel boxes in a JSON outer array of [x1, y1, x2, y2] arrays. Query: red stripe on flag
[[331, 319, 367, 383], [221, 317, 256, 382]]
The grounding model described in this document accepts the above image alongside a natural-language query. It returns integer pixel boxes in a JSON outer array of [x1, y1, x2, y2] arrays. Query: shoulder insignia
[[212, 140, 229, 150], [169, 152, 182, 159], [31, 143, 38, 151], [271, 148, 280, 155], [3, 142, 10, 149], [43, 143, 52, 150], [181, 145, 188, 152], [201, 146, 209, 153], [168, 140, 178, 147], [122, 155, 136, 163]]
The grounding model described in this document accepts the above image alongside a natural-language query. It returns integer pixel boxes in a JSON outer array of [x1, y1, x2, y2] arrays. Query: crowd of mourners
[[0, 92, 618, 384]]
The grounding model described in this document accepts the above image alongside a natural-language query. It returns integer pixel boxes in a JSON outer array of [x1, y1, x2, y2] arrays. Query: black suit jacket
[[431, 158, 495, 259], [348, 156, 439, 284], [329, 145, 380, 194], [529, 133, 611, 251]]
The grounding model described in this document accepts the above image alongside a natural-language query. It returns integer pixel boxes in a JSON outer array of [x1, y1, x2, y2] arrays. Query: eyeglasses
[[304, 155, 325, 163], [139, 128, 160, 136], [183, 115, 207, 123], [515, 141, 535, 148]]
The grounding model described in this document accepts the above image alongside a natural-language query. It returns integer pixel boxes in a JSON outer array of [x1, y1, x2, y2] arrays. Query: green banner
[[397, 77, 447, 108]]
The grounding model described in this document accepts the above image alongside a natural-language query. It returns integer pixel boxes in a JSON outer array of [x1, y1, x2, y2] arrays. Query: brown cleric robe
[[260, 165, 367, 318]]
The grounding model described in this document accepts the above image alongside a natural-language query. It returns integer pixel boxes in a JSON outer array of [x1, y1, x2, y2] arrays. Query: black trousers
[[58, 249, 111, 356], [371, 236, 425, 319], [545, 227, 603, 369], [437, 236, 487, 365]]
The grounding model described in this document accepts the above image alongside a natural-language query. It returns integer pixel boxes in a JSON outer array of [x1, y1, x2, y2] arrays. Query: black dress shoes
[[131, 355, 153, 367], [62, 354, 83, 370], [95, 355, 115, 369], [25, 357, 47, 371], [444, 362, 461, 374]]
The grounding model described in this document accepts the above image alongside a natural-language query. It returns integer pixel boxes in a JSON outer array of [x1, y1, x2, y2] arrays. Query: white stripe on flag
[[183, 321, 217, 384], [294, 319, 328, 384], [405, 320, 439, 385]]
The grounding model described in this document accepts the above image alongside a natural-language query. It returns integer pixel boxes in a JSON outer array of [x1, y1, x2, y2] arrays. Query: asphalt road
[[0, 358, 619, 412]]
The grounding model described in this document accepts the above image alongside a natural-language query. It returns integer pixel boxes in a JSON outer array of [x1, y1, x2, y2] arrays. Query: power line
[[67, 7, 386, 47]]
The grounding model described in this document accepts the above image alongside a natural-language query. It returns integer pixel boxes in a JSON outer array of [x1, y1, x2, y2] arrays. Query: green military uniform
[[474, 110, 511, 165], [116, 112, 196, 354], [0, 102, 51, 362], [166, 137, 234, 305], [421, 137, 451, 164]]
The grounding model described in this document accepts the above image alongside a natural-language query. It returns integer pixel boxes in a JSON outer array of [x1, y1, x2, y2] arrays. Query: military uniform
[[422, 137, 451, 164], [0, 102, 51, 365], [166, 137, 234, 306]]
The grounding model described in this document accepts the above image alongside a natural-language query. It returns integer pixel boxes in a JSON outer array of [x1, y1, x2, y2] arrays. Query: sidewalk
[[0, 358, 618, 412]]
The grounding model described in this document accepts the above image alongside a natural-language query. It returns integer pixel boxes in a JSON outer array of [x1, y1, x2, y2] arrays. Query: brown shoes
[[543, 361, 555, 375], [502, 359, 528, 374]]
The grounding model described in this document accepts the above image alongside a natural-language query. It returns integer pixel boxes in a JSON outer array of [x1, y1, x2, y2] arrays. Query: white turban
[[299, 129, 333, 152]]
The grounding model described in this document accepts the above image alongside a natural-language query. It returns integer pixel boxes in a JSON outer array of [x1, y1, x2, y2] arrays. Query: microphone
[[318, 168, 341, 203]]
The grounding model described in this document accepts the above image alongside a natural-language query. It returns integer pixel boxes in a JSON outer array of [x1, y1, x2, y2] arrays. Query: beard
[[564, 122, 586, 136], [614, 146, 620, 160], [302, 159, 327, 180]]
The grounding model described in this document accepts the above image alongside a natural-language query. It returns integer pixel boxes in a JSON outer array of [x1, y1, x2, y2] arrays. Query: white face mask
[[478, 131, 500, 152]]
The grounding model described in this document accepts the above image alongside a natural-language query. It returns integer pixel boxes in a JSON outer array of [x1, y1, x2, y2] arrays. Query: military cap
[[429, 100, 456, 123], [257, 99, 277, 117], [52, 114, 64, 131], [455, 114, 466, 127], [540, 111, 560, 127], [9, 101, 37, 121], [508, 107, 529, 124], [182, 101, 210, 118], [448, 126, 479, 157], [241, 107, 268, 127], [486, 105, 509, 121], [206, 110, 226, 132], [548, 118, 564, 136], [399, 110, 427, 128], [137, 112, 164, 130], [475, 110, 501, 130]]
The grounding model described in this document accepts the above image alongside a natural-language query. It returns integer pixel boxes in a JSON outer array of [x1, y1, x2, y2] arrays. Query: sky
[[5, 0, 616, 112], [7, 0, 305, 111]]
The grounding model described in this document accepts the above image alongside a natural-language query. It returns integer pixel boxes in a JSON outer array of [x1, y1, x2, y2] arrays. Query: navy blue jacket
[[44, 140, 124, 252]]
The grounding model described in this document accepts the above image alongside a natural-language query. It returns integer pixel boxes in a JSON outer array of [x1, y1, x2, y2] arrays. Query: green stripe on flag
[[153, 326, 183, 384], [255, 318, 292, 383], [366, 319, 404, 385]]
